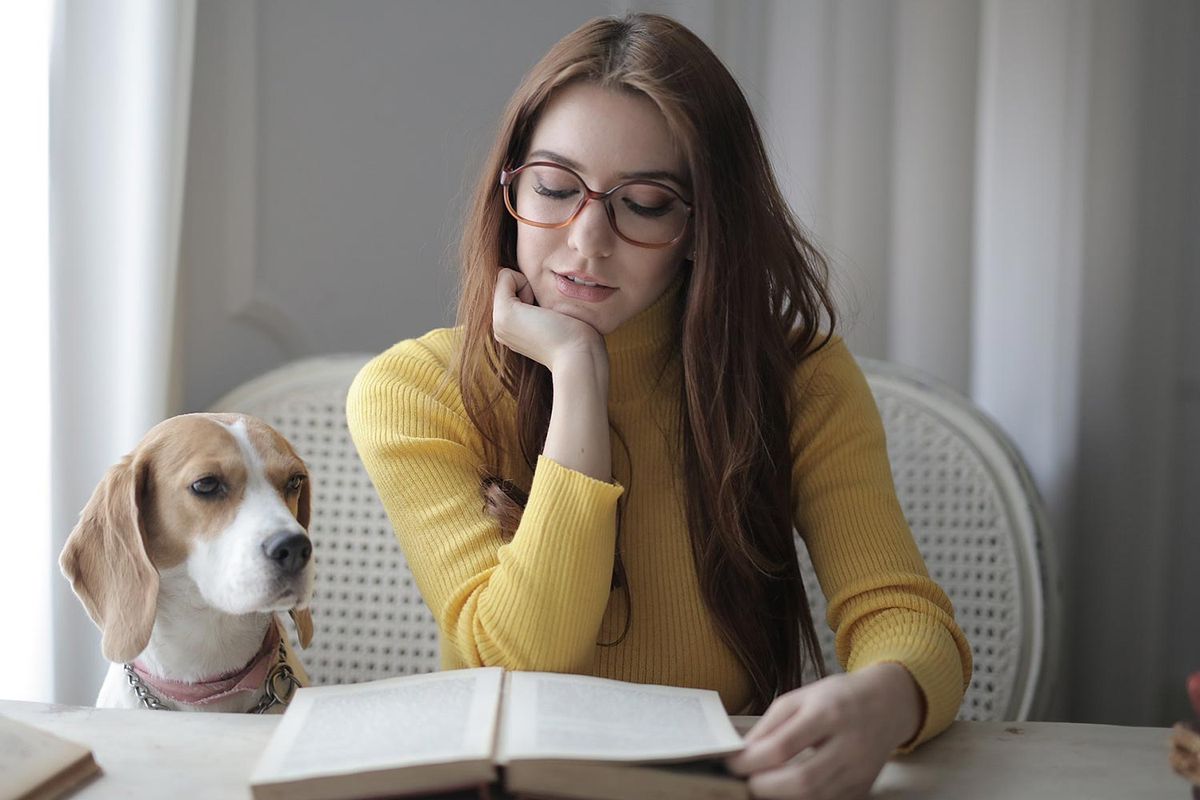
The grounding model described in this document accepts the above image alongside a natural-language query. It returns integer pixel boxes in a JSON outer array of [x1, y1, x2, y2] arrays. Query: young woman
[[348, 12, 971, 799]]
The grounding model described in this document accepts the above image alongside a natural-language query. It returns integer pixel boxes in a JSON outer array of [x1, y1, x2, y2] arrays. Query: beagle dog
[[60, 413, 316, 713]]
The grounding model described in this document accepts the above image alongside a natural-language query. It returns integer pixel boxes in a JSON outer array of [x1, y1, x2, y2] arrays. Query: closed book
[[0, 714, 101, 800]]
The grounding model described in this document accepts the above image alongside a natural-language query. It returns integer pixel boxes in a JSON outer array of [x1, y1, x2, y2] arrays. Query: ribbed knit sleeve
[[346, 331, 624, 673], [790, 339, 973, 751]]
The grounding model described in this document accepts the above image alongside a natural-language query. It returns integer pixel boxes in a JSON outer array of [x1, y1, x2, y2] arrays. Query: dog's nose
[[262, 531, 312, 574]]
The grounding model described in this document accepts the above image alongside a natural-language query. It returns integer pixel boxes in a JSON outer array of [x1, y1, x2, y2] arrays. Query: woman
[[348, 12, 971, 799]]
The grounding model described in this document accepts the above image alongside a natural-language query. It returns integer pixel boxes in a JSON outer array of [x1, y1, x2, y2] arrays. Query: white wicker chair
[[212, 356, 441, 684], [799, 358, 1058, 722], [210, 353, 1057, 722]]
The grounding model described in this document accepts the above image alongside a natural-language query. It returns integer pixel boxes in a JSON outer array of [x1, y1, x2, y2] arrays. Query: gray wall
[[181, 0, 610, 410]]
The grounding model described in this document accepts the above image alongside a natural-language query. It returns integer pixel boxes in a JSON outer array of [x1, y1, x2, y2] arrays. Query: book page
[[497, 672, 743, 764], [252, 667, 503, 782]]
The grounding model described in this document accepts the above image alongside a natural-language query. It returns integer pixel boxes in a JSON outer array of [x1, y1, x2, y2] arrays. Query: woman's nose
[[567, 198, 615, 259]]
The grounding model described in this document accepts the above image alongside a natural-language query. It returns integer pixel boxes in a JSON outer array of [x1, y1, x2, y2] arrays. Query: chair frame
[[212, 355, 372, 413], [857, 357, 1060, 721]]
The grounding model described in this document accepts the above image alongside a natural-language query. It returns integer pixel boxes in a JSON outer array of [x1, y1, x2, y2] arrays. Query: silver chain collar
[[123, 638, 301, 714]]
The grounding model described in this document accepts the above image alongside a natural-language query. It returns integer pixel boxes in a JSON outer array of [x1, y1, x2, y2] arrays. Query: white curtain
[[0, 4, 52, 705], [49, 0, 196, 705], [738, 0, 1198, 726]]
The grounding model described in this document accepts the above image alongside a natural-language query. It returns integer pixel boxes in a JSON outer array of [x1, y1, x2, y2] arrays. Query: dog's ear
[[289, 607, 314, 649], [296, 465, 312, 531], [287, 456, 312, 648], [59, 453, 159, 664]]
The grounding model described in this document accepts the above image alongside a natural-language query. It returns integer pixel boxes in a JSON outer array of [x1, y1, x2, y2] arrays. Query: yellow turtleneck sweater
[[346, 284, 972, 751]]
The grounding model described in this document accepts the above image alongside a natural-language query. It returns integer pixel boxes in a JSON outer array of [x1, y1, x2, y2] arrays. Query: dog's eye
[[191, 476, 222, 496], [286, 474, 306, 493]]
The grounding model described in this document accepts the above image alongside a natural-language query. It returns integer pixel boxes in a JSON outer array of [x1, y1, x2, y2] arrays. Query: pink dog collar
[[130, 624, 279, 707]]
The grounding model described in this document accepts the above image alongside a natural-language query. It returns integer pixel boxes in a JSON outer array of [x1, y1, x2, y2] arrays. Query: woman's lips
[[555, 272, 617, 302]]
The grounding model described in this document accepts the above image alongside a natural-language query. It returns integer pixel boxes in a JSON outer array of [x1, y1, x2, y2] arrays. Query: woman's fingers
[[494, 268, 522, 306], [495, 267, 535, 304], [742, 692, 800, 744], [492, 269, 535, 346], [746, 735, 880, 800], [745, 745, 848, 800], [730, 670, 910, 799], [514, 272, 536, 305], [728, 697, 829, 775]]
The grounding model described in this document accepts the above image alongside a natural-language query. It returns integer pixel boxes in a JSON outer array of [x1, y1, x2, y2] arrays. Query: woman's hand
[[493, 268, 612, 481], [727, 663, 924, 800], [492, 268, 606, 375]]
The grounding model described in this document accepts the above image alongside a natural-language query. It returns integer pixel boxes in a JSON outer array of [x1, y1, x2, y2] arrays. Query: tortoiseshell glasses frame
[[499, 161, 694, 249]]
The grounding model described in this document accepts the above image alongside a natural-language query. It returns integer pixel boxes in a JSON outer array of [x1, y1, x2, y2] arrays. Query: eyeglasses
[[499, 161, 693, 249]]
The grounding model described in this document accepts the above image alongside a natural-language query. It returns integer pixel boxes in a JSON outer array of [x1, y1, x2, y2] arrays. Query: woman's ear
[[59, 453, 159, 664]]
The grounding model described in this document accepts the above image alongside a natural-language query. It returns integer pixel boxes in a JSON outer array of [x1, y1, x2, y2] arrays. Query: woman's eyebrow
[[527, 149, 689, 187]]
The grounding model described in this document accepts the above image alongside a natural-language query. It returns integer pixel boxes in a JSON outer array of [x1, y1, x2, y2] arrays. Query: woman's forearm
[[543, 344, 612, 482]]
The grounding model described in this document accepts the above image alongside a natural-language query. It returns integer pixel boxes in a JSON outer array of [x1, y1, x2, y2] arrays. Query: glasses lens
[[509, 165, 584, 226], [610, 183, 690, 246]]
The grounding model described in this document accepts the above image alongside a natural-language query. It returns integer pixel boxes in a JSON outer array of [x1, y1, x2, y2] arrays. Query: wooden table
[[1, 700, 1183, 798]]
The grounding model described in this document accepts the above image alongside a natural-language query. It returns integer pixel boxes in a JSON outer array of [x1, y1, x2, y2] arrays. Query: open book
[[250, 667, 748, 800], [0, 714, 101, 800]]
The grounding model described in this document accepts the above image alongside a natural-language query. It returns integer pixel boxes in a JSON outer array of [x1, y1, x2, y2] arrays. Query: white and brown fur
[[60, 413, 315, 712]]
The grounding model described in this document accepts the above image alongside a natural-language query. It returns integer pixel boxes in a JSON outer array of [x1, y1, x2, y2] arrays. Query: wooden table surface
[[2, 700, 1185, 799]]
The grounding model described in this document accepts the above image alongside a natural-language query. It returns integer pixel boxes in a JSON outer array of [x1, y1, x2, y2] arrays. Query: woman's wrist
[[861, 662, 925, 749], [549, 338, 609, 388], [543, 343, 612, 482]]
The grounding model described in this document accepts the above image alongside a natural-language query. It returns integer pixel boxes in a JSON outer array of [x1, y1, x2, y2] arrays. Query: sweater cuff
[[501, 454, 625, 609], [523, 454, 625, 524], [473, 456, 626, 671]]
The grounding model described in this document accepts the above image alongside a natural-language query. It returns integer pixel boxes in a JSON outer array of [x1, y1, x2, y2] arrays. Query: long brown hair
[[456, 12, 836, 712]]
